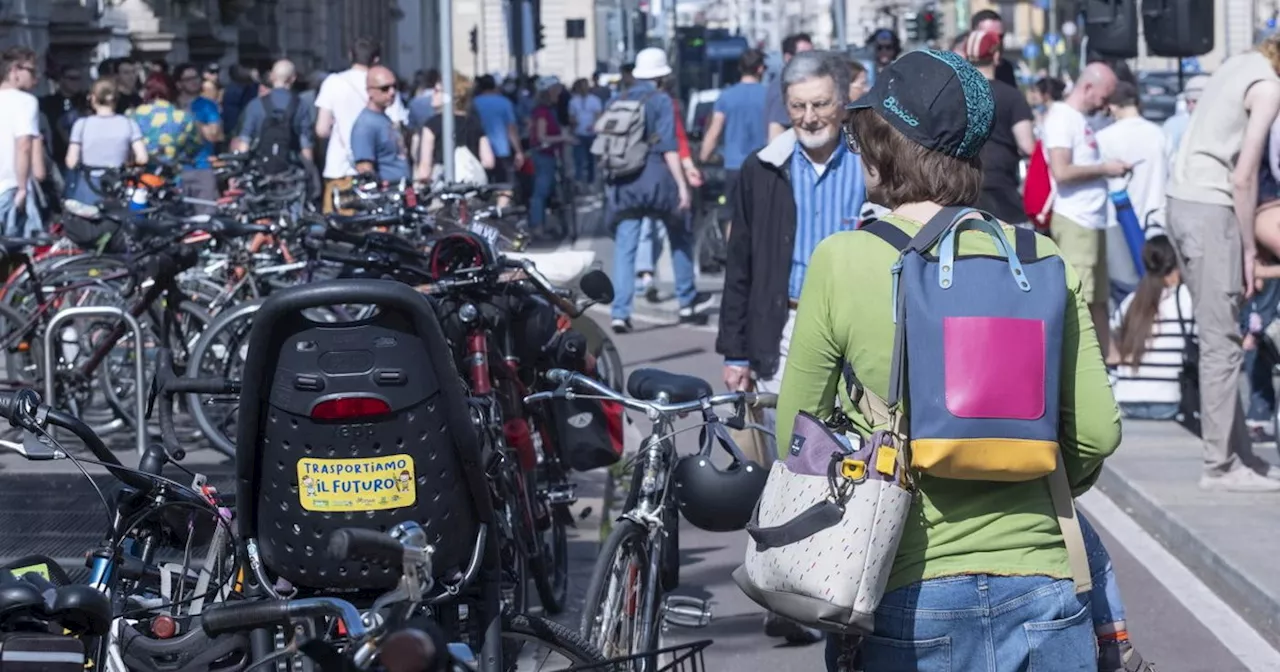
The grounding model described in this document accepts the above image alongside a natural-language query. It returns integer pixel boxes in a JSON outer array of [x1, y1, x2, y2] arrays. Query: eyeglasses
[[788, 99, 837, 115]]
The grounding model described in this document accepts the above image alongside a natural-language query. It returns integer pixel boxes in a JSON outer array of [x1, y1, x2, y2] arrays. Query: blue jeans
[[573, 135, 595, 183], [1078, 511, 1125, 627], [1243, 279, 1280, 422], [612, 217, 696, 320], [636, 218, 665, 277], [529, 153, 558, 228], [0, 185, 43, 238], [826, 575, 1093, 671]]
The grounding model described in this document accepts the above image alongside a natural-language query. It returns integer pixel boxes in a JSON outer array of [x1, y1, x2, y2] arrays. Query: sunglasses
[[369, 84, 396, 93]]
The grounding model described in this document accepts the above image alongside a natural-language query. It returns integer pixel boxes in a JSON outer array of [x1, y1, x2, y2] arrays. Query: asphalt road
[[599, 316, 1273, 672]]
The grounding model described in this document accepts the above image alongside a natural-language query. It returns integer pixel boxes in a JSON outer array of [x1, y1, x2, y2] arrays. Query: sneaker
[[677, 305, 706, 325], [610, 318, 632, 334], [1099, 640, 1156, 672], [763, 613, 824, 645], [1199, 468, 1280, 492]]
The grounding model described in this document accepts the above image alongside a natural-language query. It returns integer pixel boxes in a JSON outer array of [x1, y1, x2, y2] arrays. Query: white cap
[[633, 48, 672, 80]]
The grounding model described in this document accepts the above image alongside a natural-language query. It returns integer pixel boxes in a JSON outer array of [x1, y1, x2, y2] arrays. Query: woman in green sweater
[[773, 51, 1125, 671]]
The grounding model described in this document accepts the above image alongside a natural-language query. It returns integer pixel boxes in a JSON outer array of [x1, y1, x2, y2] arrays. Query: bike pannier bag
[[0, 633, 84, 672], [552, 396, 624, 471]]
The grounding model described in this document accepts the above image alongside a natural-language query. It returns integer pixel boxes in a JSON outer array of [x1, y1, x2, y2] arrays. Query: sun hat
[[633, 47, 672, 80], [846, 49, 995, 160]]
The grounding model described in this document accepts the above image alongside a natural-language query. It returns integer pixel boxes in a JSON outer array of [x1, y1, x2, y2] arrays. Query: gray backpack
[[591, 92, 657, 182]]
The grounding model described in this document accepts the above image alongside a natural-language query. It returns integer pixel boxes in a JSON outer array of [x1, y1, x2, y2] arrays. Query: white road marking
[[1078, 489, 1280, 671]]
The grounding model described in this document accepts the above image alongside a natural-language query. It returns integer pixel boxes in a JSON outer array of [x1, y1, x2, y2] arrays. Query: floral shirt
[[129, 100, 199, 167]]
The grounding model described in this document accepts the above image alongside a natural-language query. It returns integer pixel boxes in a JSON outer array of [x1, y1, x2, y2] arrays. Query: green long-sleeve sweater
[[773, 213, 1123, 593]]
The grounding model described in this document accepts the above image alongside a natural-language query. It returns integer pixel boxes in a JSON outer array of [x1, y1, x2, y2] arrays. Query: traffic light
[[921, 10, 938, 41], [469, 26, 478, 54], [535, 23, 545, 51], [905, 12, 920, 41]]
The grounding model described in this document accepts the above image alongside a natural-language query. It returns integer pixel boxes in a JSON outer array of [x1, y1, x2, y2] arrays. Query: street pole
[[1047, 0, 1058, 76], [834, 0, 847, 51], [441, 0, 456, 182]]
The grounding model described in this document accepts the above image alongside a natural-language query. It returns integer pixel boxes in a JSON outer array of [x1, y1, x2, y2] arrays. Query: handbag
[[733, 370, 915, 635]]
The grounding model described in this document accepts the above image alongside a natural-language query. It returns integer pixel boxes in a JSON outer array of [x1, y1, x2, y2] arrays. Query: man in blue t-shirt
[[351, 66, 409, 183], [472, 75, 525, 186], [699, 48, 767, 201], [174, 62, 224, 211]]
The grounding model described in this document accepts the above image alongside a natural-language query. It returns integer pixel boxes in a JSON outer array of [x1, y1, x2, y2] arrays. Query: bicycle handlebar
[[201, 597, 367, 639], [524, 369, 778, 416]]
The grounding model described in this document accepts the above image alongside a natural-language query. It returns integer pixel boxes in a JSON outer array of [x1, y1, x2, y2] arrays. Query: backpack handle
[[937, 212, 1031, 292]]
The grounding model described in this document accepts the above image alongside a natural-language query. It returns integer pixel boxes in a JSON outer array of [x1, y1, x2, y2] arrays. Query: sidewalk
[[1095, 419, 1280, 648]]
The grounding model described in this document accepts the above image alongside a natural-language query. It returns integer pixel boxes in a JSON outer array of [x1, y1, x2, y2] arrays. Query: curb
[[1094, 465, 1280, 649]]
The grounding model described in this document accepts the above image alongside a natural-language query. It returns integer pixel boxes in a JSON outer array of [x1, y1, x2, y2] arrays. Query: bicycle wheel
[[579, 518, 661, 665], [100, 300, 210, 430], [526, 461, 569, 615], [500, 613, 606, 671], [185, 299, 263, 456]]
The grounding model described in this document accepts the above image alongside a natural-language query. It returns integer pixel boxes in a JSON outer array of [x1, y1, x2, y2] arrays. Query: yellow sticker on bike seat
[[8, 563, 50, 580], [297, 455, 416, 512]]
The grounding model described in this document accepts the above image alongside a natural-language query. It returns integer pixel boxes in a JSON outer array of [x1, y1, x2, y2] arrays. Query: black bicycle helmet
[[428, 231, 497, 280], [672, 423, 768, 532]]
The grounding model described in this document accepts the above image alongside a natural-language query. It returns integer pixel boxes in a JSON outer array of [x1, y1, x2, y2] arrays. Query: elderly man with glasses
[[717, 49, 867, 644]]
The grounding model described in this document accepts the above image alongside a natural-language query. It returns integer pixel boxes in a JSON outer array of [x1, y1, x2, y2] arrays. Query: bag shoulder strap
[[863, 213, 1040, 262], [1047, 456, 1093, 594]]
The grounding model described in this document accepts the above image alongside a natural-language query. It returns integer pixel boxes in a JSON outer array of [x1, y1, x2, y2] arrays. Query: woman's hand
[[683, 161, 703, 188]]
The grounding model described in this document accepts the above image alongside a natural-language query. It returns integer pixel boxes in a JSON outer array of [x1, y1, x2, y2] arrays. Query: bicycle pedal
[[662, 595, 712, 629], [542, 482, 578, 507]]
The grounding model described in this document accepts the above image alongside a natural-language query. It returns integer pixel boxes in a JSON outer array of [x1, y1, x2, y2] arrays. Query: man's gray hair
[[781, 50, 852, 106]]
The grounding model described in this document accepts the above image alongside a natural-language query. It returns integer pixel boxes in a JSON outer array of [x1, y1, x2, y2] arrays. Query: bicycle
[[524, 368, 774, 670]]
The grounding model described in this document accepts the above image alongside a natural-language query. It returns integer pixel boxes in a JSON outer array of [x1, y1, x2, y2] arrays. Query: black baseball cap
[[846, 49, 994, 160]]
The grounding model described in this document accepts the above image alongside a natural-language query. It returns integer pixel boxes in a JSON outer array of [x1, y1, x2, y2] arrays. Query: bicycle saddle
[[49, 584, 112, 636], [200, 215, 270, 240], [0, 581, 47, 624], [627, 368, 714, 404]]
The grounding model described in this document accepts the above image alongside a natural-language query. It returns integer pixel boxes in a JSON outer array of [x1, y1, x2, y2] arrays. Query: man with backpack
[[593, 47, 698, 332], [232, 59, 314, 173]]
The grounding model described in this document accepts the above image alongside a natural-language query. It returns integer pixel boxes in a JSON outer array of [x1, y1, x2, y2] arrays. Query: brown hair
[[1261, 34, 1280, 75], [90, 79, 118, 108], [1117, 235, 1180, 365], [845, 108, 983, 209], [452, 72, 474, 111]]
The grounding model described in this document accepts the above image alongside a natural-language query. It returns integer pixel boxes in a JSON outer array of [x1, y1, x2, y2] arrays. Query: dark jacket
[[715, 129, 800, 378]]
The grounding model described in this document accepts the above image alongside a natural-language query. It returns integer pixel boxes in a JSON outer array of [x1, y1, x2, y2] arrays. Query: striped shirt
[[788, 142, 866, 298]]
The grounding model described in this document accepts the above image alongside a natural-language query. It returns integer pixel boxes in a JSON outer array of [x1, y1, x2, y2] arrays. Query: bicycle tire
[[501, 613, 606, 670], [527, 467, 569, 615], [185, 299, 265, 456], [578, 518, 661, 663], [100, 300, 210, 430]]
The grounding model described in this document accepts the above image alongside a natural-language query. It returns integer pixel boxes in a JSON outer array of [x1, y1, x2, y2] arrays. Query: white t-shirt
[[1110, 284, 1194, 405], [1098, 115, 1168, 230], [1042, 102, 1107, 229], [0, 88, 39, 193], [569, 94, 603, 136], [315, 68, 408, 179]]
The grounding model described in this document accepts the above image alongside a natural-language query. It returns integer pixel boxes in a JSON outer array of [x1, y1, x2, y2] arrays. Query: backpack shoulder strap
[[1047, 458, 1094, 595], [859, 217, 910, 251], [1012, 225, 1039, 263]]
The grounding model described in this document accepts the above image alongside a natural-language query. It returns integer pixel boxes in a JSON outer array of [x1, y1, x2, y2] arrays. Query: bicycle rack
[[43, 306, 147, 458]]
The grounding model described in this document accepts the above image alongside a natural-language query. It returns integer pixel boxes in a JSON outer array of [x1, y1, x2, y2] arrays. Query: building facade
[[0, 0, 415, 83]]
